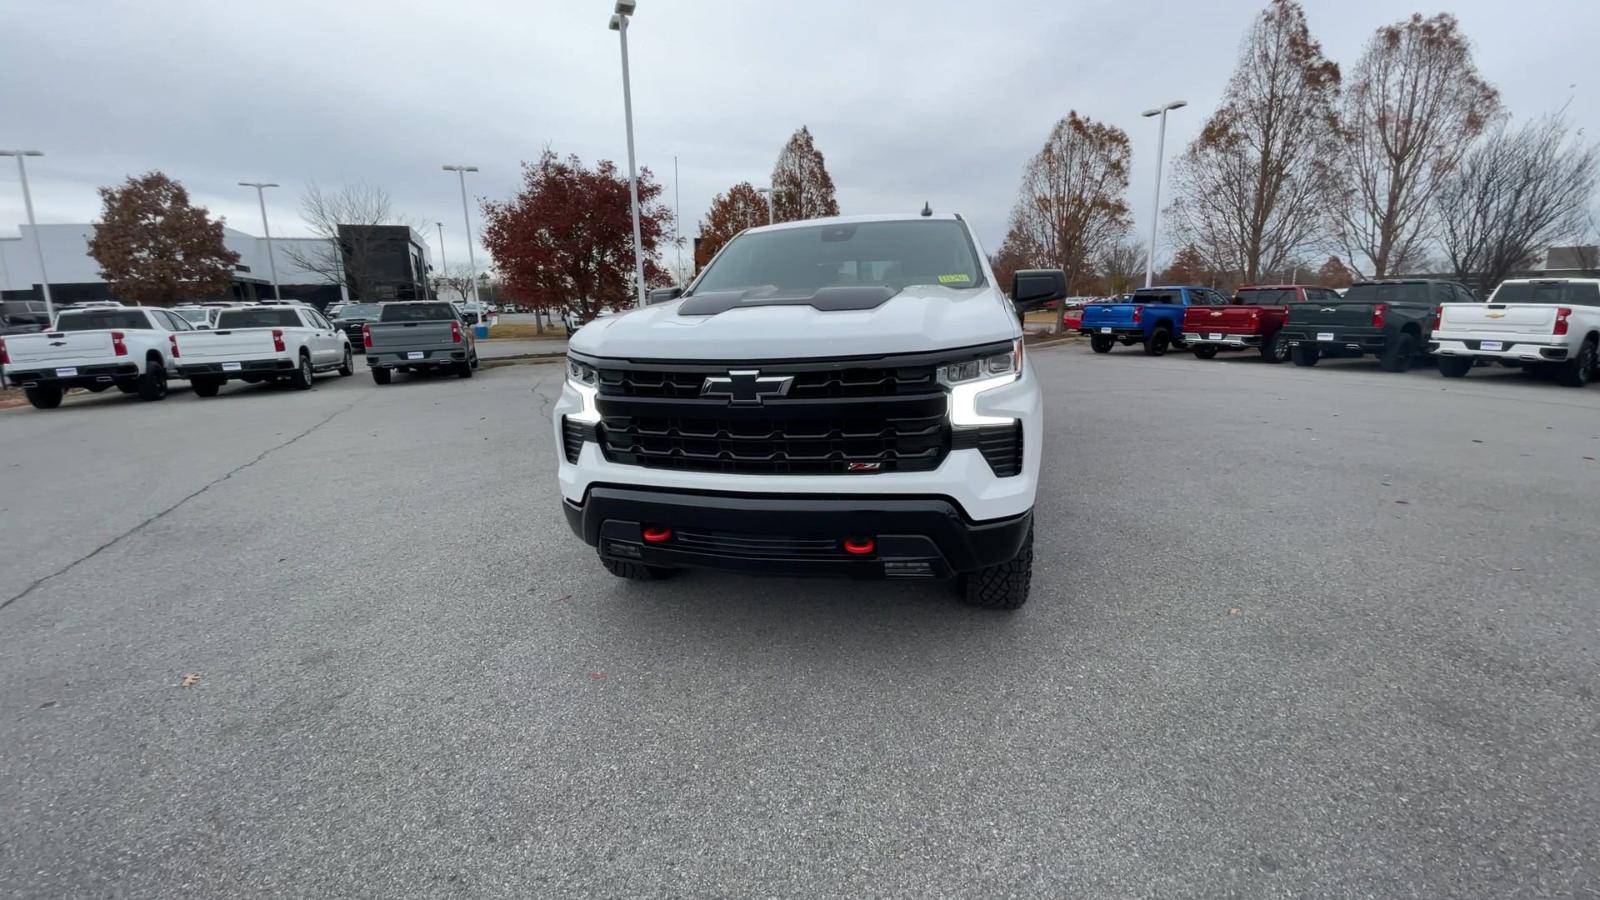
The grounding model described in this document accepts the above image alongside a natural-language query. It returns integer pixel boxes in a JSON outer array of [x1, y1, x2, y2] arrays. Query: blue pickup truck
[[1079, 286, 1231, 355]]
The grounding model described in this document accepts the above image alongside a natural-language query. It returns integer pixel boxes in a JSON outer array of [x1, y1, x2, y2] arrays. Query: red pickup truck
[[1181, 284, 1341, 363]]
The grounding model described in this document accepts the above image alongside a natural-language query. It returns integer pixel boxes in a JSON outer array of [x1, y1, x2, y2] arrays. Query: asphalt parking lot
[[2, 348, 1598, 898]]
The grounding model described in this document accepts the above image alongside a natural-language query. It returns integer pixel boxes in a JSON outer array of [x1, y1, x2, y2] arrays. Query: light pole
[[610, 0, 648, 308], [2, 150, 54, 322], [1140, 99, 1187, 288], [435, 221, 448, 277], [673, 155, 682, 280], [239, 181, 281, 301], [441, 165, 480, 308], [756, 187, 774, 225]]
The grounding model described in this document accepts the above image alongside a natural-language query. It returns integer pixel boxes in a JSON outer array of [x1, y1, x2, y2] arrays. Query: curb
[[480, 353, 565, 369]]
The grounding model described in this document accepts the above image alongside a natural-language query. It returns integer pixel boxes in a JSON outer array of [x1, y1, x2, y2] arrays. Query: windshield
[[174, 308, 211, 323], [1491, 281, 1600, 306], [691, 220, 983, 296], [217, 308, 301, 329], [380, 303, 458, 322], [335, 303, 383, 319], [54, 311, 151, 331], [1344, 283, 1429, 303]]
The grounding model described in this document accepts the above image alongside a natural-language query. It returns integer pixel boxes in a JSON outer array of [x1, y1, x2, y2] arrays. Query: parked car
[[173, 305, 352, 396], [1182, 284, 1341, 363], [555, 213, 1055, 609], [2, 299, 51, 331], [1431, 278, 1600, 386], [330, 302, 383, 354], [1, 306, 189, 408], [363, 301, 478, 384], [1080, 285, 1230, 355], [172, 305, 223, 329], [1278, 279, 1477, 371]]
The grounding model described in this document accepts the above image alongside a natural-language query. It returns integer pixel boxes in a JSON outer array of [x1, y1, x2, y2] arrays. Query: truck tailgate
[[1082, 304, 1138, 329], [1185, 306, 1268, 334], [1440, 303, 1557, 336], [3, 331, 117, 365], [1286, 301, 1375, 329], [176, 329, 279, 361], [367, 321, 455, 351]]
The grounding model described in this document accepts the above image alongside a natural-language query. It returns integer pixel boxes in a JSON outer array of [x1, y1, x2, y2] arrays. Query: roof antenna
[[920, 202, 932, 217]]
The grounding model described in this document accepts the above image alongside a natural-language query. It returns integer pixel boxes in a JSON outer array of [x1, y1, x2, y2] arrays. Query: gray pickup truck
[[364, 301, 479, 384]]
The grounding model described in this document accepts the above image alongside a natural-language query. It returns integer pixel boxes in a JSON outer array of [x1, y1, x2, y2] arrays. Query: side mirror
[[1011, 269, 1067, 314], [648, 287, 683, 305]]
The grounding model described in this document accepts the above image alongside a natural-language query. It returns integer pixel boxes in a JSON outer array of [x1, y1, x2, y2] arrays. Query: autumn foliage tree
[[694, 182, 769, 271], [1334, 13, 1501, 276], [86, 172, 239, 305], [1168, 0, 1340, 284], [999, 111, 1132, 291], [480, 151, 674, 325], [1161, 245, 1212, 285], [770, 126, 841, 223], [1316, 255, 1354, 288]]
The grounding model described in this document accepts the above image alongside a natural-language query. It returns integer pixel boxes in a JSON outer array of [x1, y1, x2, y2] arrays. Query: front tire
[[1558, 338, 1596, 387], [1437, 356, 1473, 379], [1089, 334, 1114, 354], [1143, 328, 1171, 356], [136, 360, 168, 401], [1292, 344, 1320, 367], [1379, 332, 1418, 372], [601, 558, 678, 580], [961, 524, 1033, 610], [371, 367, 392, 385], [338, 348, 354, 377], [24, 384, 63, 409], [290, 353, 314, 390], [1192, 345, 1219, 360]]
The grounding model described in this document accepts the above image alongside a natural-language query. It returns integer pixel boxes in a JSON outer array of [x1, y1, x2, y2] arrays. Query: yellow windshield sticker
[[938, 273, 972, 284]]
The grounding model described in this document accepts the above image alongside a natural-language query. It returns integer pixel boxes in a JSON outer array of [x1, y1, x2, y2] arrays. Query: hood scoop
[[677, 285, 901, 316]]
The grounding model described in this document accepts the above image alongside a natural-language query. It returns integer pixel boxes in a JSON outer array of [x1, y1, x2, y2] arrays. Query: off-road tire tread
[[962, 525, 1033, 610]]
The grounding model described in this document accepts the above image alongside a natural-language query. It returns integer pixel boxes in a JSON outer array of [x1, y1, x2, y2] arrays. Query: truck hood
[[567, 285, 1018, 361]]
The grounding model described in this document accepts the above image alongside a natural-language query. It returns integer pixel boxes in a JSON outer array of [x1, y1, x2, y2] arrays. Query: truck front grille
[[592, 359, 950, 475]]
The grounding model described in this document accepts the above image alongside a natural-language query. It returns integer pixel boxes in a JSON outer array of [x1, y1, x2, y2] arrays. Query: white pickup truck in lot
[[173, 305, 353, 397], [1431, 278, 1600, 386], [1, 306, 190, 409]]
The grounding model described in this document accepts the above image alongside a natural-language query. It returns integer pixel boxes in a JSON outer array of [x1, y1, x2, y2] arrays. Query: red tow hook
[[642, 526, 673, 543], [842, 537, 876, 556]]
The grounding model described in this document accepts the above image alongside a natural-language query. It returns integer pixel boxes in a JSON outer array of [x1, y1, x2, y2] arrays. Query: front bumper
[[565, 485, 1032, 578], [1429, 333, 1568, 362], [3, 362, 139, 388], [1181, 331, 1262, 348]]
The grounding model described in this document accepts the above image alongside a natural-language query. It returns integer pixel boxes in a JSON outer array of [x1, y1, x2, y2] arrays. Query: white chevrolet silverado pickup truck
[[1431, 278, 1600, 386], [553, 213, 1064, 609], [1, 306, 190, 409], [173, 305, 353, 397]]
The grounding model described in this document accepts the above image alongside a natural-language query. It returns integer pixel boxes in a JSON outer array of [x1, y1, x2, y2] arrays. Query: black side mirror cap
[[1011, 269, 1068, 314], [648, 287, 683, 305]]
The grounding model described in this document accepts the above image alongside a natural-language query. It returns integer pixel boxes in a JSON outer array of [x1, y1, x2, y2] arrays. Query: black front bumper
[[563, 486, 1032, 579]]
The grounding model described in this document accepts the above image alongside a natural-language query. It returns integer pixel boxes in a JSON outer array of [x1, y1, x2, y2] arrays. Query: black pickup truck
[[1278, 279, 1479, 372]]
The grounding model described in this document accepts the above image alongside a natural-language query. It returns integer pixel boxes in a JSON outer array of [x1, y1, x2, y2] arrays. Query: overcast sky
[[2, 0, 1595, 273]]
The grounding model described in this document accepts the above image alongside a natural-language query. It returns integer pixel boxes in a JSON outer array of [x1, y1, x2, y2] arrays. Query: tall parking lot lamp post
[[1140, 100, 1186, 288], [239, 182, 282, 301], [610, 0, 647, 309], [441, 165, 481, 308], [2, 150, 54, 322]]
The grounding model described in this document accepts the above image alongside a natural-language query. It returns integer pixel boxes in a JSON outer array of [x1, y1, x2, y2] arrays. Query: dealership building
[[0, 222, 433, 310]]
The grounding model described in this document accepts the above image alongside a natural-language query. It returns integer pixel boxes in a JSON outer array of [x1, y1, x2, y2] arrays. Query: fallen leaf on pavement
[[180, 673, 201, 687], [1227, 608, 1242, 616]]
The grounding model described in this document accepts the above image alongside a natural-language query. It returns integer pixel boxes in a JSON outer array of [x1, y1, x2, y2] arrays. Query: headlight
[[565, 357, 601, 424], [940, 339, 1023, 384], [942, 339, 1023, 426], [567, 359, 597, 387]]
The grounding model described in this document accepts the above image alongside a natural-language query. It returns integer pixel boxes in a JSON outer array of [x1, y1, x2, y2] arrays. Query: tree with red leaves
[[87, 172, 239, 305], [480, 151, 674, 325], [694, 182, 769, 271], [1162, 245, 1211, 285]]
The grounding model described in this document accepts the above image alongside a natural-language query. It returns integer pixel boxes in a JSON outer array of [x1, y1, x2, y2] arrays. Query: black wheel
[[1379, 332, 1418, 372], [24, 384, 63, 409], [1437, 356, 1474, 379], [290, 353, 314, 390], [1143, 328, 1171, 356], [1192, 345, 1219, 360], [470, 352, 480, 370], [1261, 332, 1289, 364], [371, 367, 392, 385], [191, 377, 222, 397], [1558, 338, 1596, 387], [1089, 334, 1115, 354], [338, 348, 354, 377], [456, 358, 474, 378], [962, 523, 1033, 610], [1291, 344, 1320, 367], [115, 381, 139, 394], [136, 360, 168, 401], [601, 558, 678, 580], [85, 383, 110, 393]]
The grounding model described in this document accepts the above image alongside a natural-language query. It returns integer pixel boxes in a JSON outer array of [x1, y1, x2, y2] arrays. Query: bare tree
[[283, 181, 420, 300], [1333, 13, 1501, 277], [1095, 238, 1148, 295], [1167, 0, 1340, 284], [1004, 111, 1133, 290], [429, 264, 479, 303], [1436, 111, 1600, 293]]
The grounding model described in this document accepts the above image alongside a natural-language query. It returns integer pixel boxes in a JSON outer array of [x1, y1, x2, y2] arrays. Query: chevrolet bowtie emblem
[[1209, 311, 1223, 317], [1486, 312, 1505, 318], [701, 369, 794, 405]]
